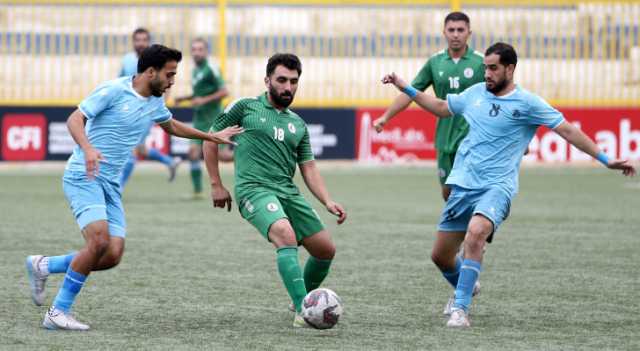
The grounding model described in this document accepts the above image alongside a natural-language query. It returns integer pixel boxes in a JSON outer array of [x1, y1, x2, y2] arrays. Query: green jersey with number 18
[[212, 93, 314, 198]]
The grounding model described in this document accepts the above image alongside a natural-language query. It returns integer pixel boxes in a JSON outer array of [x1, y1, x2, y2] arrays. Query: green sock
[[190, 162, 202, 193], [303, 256, 333, 292], [276, 246, 307, 313]]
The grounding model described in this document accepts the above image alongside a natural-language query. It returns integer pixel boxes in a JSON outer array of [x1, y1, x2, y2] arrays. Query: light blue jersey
[[66, 76, 172, 184], [120, 52, 139, 77], [445, 83, 565, 197]]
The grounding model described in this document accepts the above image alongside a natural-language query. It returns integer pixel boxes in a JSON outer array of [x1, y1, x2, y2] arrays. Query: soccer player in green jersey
[[373, 11, 485, 316], [373, 12, 484, 201], [175, 38, 230, 198], [202, 53, 347, 328]]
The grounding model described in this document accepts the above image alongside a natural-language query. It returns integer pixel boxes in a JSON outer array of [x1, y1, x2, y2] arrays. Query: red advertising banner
[[1, 113, 47, 161], [524, 108, 640, 163], [357, 107, 640, 163], [356, 108, 437, 163]]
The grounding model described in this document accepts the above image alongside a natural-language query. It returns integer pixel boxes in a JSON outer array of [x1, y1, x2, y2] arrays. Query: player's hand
[[326, 201, 347, 225], [174, 97, 187, 105], [83, 146, 104, 180], [209, 125, 244, 145], [192, 96, 206, 107], [606, 159, 636, 176], [381, 72, 408, 91], [211, 185, 233, 212], [372, 116, 388, 133]]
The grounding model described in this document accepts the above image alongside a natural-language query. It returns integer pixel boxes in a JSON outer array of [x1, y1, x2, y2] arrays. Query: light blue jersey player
[[119, 27, 180, 189], [383, 42, 635, 329], [25, 44, 242, 331]]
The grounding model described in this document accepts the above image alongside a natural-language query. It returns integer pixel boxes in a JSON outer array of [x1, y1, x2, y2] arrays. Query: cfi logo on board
[[1, 114, 47, 161]]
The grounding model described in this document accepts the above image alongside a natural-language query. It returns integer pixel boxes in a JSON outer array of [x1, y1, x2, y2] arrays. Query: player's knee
[[268, 220, 297, 247], [107, 241, 125, 267], [104, 251, 123, 268], [88, 235, 110, 256], [188, 146, 200, 161], [465, 221, 492, 253], [84, 224, 110, 255], [317, 242, 336, 260], [431, 250, 450, 269]]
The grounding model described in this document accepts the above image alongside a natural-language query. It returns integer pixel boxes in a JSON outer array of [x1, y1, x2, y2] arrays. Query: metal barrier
[[0, 0, 639, 107]]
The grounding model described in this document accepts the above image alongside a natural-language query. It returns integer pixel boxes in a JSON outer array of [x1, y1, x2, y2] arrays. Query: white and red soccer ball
[[300, 288, 344, 329]]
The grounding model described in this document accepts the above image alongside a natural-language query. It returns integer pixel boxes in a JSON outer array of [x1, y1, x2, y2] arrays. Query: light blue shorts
[[62, 171, 126, 237], [438, 185, 511, 241]]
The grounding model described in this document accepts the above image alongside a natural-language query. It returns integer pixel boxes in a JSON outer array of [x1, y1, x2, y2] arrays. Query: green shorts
[[437, 150, 456, 185], [238, 191, 326, 243], [190, 113, 216, 145]]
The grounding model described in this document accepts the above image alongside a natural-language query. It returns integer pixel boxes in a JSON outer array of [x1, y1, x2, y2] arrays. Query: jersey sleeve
[[212, 98, 246, 132], [446, 82, 481, 117], [446, 90, 469, 116], [211, 65, 225, 90], [526, 94, 565, 129], [296, 126, 315, 164], [78, 83, 119, 120], [410, 59, 433, 91], [152, 100, 172, 124]]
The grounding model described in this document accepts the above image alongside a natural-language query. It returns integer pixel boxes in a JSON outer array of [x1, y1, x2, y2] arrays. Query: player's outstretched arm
[[192, 87, 229, 107], [67, 109, 104, 179], [554, 121, 636, 176], [203, 140, 233, 211], [381, 72, 451, 118], [372, 94, 413, 133], [299, 161, 347, 225], [159, 119, 243, 145]]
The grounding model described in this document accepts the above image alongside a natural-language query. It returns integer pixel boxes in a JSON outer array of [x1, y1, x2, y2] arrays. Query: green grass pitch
[[1, 165, 638, 350]]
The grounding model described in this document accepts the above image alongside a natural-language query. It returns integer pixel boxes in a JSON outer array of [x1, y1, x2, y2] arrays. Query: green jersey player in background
[[176, 38, 230, 199], [373, 12, 484, 201], [203, 53, 347, 328]]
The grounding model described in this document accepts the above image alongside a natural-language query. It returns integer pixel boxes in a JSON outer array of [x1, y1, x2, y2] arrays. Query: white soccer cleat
[[293, 313, 311, 329], [42, 307, 90, 331], [446, 308, 471, 328], [168, 156, 182, 182], [443, 296, 455, 316], [443, 281, 481, 316], [25, 255, 48, 306]]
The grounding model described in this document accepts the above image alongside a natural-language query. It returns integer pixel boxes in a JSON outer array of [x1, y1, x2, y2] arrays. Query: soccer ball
[[301, 288, 343, 329]]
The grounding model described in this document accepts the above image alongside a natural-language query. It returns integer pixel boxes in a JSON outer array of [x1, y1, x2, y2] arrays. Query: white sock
[[37, 256, 50, 275]]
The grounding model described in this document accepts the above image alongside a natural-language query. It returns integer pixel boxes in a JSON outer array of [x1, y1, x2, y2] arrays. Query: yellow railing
[[1, 0, 639, 107]]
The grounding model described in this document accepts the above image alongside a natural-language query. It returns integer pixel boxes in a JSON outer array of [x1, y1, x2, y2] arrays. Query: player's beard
[[150, 78, 165, 97], [268, 83, 294, 108], [194, 56, 206, 66], [486, 77, 507, 94]]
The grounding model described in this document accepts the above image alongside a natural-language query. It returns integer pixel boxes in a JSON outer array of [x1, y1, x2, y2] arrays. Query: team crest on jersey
[[464, 68, 474, 78], [288, 123, 296, 134], [267, 203, 279, 212], [489, 103, 501, 117]]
